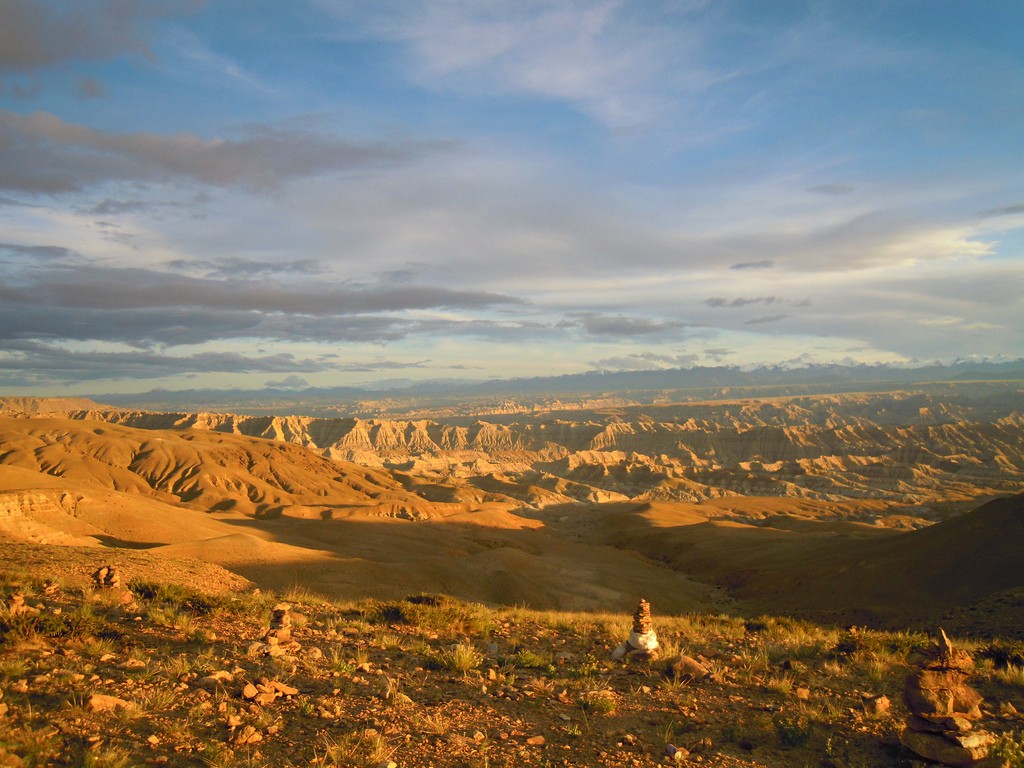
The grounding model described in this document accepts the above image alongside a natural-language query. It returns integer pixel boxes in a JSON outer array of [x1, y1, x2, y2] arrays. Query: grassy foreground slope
[[2, 549, 1024, 768]]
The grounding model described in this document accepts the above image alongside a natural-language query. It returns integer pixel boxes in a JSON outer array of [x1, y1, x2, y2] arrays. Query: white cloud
[[319, 0, 714, 129]]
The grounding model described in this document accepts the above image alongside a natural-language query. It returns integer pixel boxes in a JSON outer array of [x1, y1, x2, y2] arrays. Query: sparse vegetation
[[3, 559, 1024, 767], [990, 730, 1024, 767]]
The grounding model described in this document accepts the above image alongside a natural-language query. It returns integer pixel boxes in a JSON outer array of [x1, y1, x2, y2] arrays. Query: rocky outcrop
[[40, 390, 1024, 508]]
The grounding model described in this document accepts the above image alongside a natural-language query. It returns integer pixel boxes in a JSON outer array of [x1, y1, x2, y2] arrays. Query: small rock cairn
[[91, 564, 122, 589], [901, 628, 996, 767], [612, 598, 660, 661], [90, 564, 134, 605], [5, 592, 39, 617], [255, 602, 302, 658]]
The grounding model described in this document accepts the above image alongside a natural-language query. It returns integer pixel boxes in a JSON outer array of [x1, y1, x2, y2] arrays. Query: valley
[[1, 383, 1022, 636]]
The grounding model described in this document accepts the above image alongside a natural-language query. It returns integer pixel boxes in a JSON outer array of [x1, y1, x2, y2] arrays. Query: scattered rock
[[902, 728, 993, 767], [88, 693, 133, 713], [233, 725, 263, 745], [270, 680, 299, 696], [4, 593, 38, 617], [199, 671, 234, 690], [526, 735, 546, 746], [863, 693, 890, 716], [670, 655, 710, 683], [665, 743, 689, 763]]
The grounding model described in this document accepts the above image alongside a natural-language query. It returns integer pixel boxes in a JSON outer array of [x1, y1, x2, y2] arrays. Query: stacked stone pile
[[901, 628, 999, 767], [89, 563, 135, 606], [249, 602, 302, 658], [612, 599, 660, 661], [4, 592, 39, 617], [91, 564, 121, 589]]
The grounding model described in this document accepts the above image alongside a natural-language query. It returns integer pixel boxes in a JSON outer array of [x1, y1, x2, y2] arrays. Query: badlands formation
[[1, 384, 1023, 634]]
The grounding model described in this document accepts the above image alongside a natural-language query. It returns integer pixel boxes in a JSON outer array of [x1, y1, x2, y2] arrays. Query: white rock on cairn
[[612, 598, 660, 661]]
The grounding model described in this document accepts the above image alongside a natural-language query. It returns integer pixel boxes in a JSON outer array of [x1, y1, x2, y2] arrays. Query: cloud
[[81, 198, 152, 215], [0, 340, 328, 386], [265, 374, 309, 389], [323, 0, 716, 130], [704, 347, 732, 361], [0, 0, 202, 72], [567, 312, 690, 337], [330, 359, 432, 373], [0, 242, 77, 262], [703, 296, 780, 308], [16, 265, 519, 314], [744, 314, 787, 325], [166, 257, 325, 278], [977, 203, 1024, 218], [0, 256, 524, 347], [729, 260, 774, 270], [809, 184, 854, 196], [75, 75, 107, 99], [0, 110, 450, 194], [588, 350, 701, 372]]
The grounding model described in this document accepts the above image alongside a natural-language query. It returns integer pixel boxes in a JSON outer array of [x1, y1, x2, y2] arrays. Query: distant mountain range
[[87, 359, 1024, 416]]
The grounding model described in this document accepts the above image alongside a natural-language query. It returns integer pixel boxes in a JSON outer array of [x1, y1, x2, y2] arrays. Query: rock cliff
[[55, 388, 1024, 510]]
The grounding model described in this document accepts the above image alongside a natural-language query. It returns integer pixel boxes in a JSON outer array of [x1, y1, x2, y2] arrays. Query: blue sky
[[0, 0, 1022, 394]]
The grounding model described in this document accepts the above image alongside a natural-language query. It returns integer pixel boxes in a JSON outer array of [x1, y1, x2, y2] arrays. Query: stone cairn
[[612, 598, 660, 661], [259, 602, 301, 657], [5, 592, 39, 617], [90, 564, 134, 605], [901, 628, 997, 767], [91, 564, 122, 589]]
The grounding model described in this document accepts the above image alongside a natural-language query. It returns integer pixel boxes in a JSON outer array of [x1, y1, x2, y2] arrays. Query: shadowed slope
[[592, 494, 1024, 634]]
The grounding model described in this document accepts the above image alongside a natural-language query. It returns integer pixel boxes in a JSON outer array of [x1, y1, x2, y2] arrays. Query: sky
[[0, 0, 1022, 395]]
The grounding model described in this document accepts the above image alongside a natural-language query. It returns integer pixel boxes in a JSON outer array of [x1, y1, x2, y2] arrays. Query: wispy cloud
[[810, 184, 855, 196], [589, 350, 700, 371], [703, 296, 780, 308], [0, 0, 204, 74], [744, 314, 787, 325], [0, 256, 524, 347], [322, 0, 716, 130], [729, 260, 774, 270], [0, 110, 449, 194], [977, 203, 1024, 218], [166, 257, 325, 278], [0, 340, 327, 386], [567, 312, 690, 337]]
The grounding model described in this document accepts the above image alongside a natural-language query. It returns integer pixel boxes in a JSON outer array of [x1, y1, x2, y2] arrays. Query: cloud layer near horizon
[[0, 0, 1022, 392]]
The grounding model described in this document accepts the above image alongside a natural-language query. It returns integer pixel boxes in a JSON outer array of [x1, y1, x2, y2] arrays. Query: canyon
[[1, 382, 1022, 636]]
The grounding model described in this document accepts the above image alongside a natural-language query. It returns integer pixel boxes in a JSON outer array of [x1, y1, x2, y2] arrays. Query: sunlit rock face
[[61, 388, 1024, 509]]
